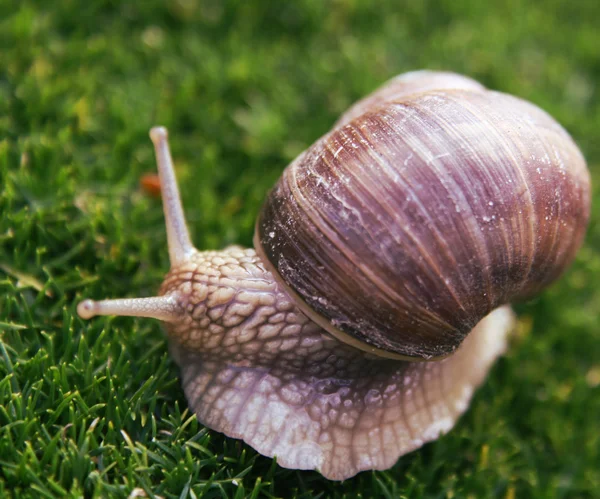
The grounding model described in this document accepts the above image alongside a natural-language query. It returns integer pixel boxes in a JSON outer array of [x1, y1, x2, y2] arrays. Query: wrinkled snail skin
[[160, 247, 514, 479], [76, 71, 591, 481]]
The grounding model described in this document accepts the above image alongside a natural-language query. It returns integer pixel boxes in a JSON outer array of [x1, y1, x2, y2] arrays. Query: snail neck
[[154, 246, 356, 370], [77, 245, 429, 363]]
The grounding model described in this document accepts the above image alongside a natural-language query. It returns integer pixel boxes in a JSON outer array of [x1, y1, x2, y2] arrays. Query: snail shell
[[77, 71, 590, 480], [257, 71, 590, 360]]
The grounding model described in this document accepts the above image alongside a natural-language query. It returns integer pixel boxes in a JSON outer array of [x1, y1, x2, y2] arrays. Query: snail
[[77, 70, 591, 480]]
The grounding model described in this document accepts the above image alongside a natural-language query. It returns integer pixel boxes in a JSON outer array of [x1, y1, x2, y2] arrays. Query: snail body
[[77, 71, 590, 480]]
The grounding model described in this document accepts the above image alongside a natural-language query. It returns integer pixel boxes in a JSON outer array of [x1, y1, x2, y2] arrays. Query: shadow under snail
[[77, 70, 591, 480]]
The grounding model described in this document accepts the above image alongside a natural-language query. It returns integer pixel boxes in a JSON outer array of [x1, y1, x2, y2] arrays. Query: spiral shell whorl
[[335, 70, 486, 127], [256, 76, 590, 360]]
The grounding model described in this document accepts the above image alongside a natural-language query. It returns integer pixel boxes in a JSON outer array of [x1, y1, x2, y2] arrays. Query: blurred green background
[[1, 0, 598, 497]]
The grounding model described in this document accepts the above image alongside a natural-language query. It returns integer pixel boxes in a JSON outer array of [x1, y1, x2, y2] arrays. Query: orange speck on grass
[[140, 173, 162, 198]]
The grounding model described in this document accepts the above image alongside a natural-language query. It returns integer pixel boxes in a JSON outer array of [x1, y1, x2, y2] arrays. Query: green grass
[[1, 0, 599, 497]]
